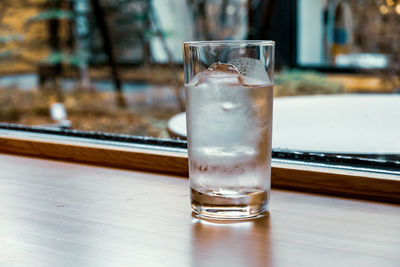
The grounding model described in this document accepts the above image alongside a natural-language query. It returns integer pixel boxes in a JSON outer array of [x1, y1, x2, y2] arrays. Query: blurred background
[[0, 0, 399, 159]]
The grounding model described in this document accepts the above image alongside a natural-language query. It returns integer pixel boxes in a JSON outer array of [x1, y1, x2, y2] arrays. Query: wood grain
[[0, 154, 399, 267], [0, 132, 188, 176], [271, 162, 400, 203], [1, 131, 400, 203]]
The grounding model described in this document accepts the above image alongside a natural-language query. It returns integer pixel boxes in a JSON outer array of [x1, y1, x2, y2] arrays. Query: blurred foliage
[[0, 34, 23, 43], [0, 34, 23, 62], [27, 10, 75, 22], [274, 69, 345, 97], [45, 50, 86, 66], [0, 50, 15, 60]]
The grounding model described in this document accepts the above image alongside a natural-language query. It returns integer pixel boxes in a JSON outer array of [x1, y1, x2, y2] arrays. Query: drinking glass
[[183, 40, 274, 219]]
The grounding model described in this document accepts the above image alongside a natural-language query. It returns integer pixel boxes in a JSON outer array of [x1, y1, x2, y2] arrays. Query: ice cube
[[228, 57, 270, 83], [186, 61, 265, 151], [207, 62, 240, 74], [189, 62, 242, 87]]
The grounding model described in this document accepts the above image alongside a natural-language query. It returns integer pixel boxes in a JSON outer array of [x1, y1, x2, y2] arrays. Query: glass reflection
[[190, 214, 272, 267]]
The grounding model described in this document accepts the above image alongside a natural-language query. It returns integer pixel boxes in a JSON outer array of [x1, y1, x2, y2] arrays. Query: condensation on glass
[[183, 40, 275, 219]]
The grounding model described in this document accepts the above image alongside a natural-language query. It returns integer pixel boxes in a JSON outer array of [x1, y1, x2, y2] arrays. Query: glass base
[[191, 187, 269, 220], [192, 204, 268, 220]]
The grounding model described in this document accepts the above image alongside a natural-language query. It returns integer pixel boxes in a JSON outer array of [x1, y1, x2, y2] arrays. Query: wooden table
[[1, 153, 399, 267]]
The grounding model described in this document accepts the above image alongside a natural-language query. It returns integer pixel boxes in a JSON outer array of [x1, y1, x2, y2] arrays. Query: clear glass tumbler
[[183, 40, 275, 219]]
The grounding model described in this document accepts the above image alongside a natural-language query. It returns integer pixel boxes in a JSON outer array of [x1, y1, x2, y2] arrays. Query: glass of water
[[183, 40, 275, 219]]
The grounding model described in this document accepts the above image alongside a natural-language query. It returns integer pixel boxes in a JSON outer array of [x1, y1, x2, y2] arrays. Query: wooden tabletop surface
[[0, 153, 399, 267]]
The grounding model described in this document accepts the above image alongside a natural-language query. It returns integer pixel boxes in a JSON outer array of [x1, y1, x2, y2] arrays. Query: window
[[0, 0, 399, 187]]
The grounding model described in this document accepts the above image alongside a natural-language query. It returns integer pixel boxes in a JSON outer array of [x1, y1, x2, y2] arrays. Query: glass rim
[[183, 40, 275, 47]]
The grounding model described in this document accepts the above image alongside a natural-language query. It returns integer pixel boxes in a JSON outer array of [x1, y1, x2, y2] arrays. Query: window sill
[[0, 129, 399, 203]]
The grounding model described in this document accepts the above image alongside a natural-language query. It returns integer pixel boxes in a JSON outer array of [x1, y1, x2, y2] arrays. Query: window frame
[[0, 125, 399, 204]]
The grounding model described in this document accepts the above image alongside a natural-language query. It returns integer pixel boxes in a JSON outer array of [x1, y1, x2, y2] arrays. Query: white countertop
[[168, 94, 400, 154]]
